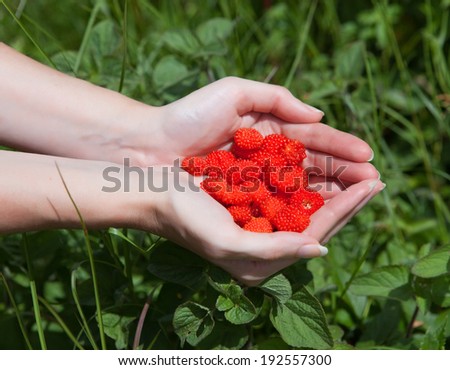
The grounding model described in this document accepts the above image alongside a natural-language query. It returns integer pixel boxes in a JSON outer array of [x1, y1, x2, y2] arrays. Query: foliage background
[[0, 0, 449, 349]]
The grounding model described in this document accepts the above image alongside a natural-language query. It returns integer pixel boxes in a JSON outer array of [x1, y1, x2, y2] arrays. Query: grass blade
[[38, 296, 85, 350], [0, 273, 33, 349], [0, 0, 56, 68], [21, 234, 47, 350], [55, 162, 106, 349]]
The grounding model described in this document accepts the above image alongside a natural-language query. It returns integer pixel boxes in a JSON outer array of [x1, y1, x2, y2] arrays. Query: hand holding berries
[[182, 128, 324, 233]]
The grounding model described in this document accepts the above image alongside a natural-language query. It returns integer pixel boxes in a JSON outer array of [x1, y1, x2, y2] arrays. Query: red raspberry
[[201, 178, 250, 206], [268, 166, 307, 193], [240, 180, 271, 205], [258, 196, 286, 222], [290, 189, 324, 215], [227, 205, 253, 226], [234, 128, 264, 150], [243, 217, 273, 233], [284, 139, 306, 165], [181, 156, 207, 176], [205, 150, 235, 177], [226, 159, 260, 185], [272, 205, 310, 233], [262, 134, 289, 155]]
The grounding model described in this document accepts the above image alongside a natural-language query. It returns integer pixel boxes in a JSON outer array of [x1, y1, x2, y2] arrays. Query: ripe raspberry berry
[[240, 180, 271, 205], [258, 196, 286, 222], [243, 217, 273, 233], [226, 159, 260, 185], [268, 166, 307, 193], [290, 189, 324, 215], [181, 156, 207, 176], [227, 205, 253, 226], [262, 134, 289, 155], [284, 139, 306, 165], [272, 205, 310, 233], [201, 178, 250, 206], [234, 128, 264, 150], [205, 150, 235, 177]]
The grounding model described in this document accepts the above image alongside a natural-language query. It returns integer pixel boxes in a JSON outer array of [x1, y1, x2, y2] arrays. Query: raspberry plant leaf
[[349, 265, 413, 301], [411, 245, 450, 278], [102, 313, 135, 350], [196, 320, 248, 350], [259, 273, 292, 303], [173, 302, 214, 347], [147, 242, 207, 289], [215, 284, 262, 325], [270, 286, 333, 349]]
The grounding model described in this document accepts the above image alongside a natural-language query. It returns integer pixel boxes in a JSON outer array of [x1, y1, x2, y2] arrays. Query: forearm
[[0, 150, 158, 233], [0, 43, 162, 165]]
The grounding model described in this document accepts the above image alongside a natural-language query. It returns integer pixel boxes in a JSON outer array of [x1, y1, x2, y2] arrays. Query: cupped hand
[[135, 77, 383, 285]]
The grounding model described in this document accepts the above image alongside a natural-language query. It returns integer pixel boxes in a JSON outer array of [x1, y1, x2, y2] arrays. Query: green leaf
[[153, 56, 190, 89], [196, 320, 248, 350], [102, 313, 135, 350], [173, 302, 214, 347], [270, 287, 333, 349], [260, 273, 292, 303], [162, 30, 200, 55], [89, 20, 120, 58], [349, 265, 412, 300], [196, 18, 234, 46], [414, 275, 450, 308], [147, 242, 207, 289], [412, 245, 450, 278], [421, 311, 448, 349], [335, 41, 365, 81], [216, 295, 234, 312], [215, 284, 260, 325]]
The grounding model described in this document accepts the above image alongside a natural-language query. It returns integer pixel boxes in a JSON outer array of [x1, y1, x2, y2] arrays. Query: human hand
[[130, 77, 382, 285], [142, 165, 383, 286]]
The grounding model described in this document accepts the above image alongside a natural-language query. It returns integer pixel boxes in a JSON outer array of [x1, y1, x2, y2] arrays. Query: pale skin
[[0, 43, 384, 285]]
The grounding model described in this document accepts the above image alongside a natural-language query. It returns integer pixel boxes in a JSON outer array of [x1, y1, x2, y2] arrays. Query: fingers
[[304, 150, 380, 184], [216, 229, 325, 261], [304, 179, 384, 242], [218, 77, 324, 123], [282, 123, 374, 162]]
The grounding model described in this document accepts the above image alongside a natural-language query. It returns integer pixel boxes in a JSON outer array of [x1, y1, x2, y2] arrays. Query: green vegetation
[[0, 0, 449, 349]]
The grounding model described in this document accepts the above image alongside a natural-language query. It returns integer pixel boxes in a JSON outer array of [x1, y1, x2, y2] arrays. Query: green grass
[[0, 0, 449, 349]]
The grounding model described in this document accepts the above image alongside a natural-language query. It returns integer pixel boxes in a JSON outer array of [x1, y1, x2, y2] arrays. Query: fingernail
[[368, 150, 375, 162], [368, 179, 379, 191], [377, 170, 381, 180], [298, 244, 328, 258], [305, 103, 324, 115], [381, 182, 386, 190]]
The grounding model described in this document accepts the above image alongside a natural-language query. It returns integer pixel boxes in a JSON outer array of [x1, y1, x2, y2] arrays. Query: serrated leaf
[[349, 265, 412, 300], [196, 320, 248, 350], [173, 302, 214, 346], [147, 242, 207, 289], [216, 295, 234, 312], [412, 245, 450, 278], [270, 287, 333, 349], [102, 313, 134, 350], [421, 311, 448, 349], [260, 273, 292, 303], [224, 295, 257, 325]]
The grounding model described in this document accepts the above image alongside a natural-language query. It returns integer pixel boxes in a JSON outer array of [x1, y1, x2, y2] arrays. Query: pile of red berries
[[181, 128, 324, 233]]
